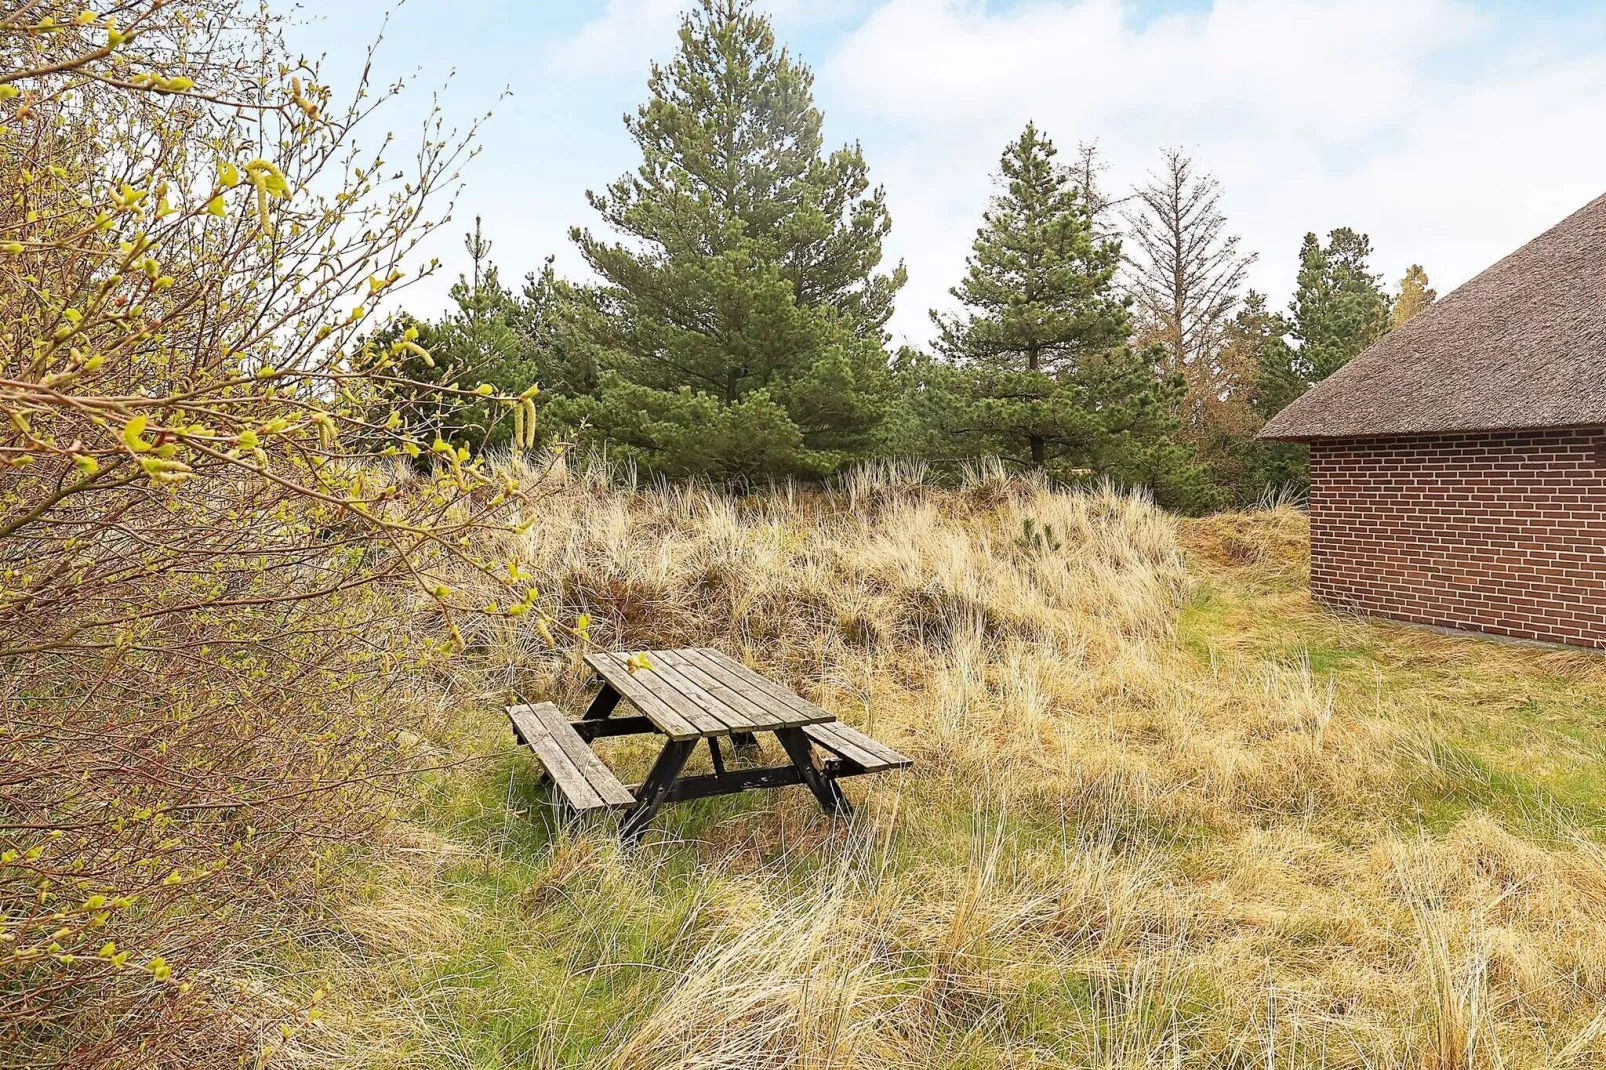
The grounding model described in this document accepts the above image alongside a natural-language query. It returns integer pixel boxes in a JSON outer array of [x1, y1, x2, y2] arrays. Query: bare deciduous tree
[[1123, 149, 1256, 428], [1068, 139, 1128, 240]]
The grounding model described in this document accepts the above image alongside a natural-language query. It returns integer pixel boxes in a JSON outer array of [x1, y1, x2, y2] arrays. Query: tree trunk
[[1026, 344, 1046, 468]]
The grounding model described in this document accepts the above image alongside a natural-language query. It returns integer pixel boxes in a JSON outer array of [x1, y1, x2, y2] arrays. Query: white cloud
[[546, 0, 686, 77], [549, 0, 863, 78], [819, 0, 1606, 345]]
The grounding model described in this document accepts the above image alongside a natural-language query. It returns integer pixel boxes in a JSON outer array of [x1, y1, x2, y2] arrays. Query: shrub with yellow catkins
[[0, 3, 566, 1067]]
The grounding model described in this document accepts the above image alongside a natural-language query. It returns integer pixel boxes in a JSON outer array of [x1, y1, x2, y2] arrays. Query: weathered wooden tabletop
[[583, 647, 834, 740]]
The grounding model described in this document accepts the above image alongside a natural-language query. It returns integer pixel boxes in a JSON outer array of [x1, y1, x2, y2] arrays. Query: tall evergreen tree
[[1287, 227, 1391, 383], [1241, 292, 1301, 422], [563, 0, 904, 480], [1234, 230, 1388, 500], [928, 123, 1204, 505], [1230, 291, 1309, 496]]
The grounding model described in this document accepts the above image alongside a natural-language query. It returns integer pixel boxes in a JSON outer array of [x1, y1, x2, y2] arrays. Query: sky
[[290, 0, 1606, 348]]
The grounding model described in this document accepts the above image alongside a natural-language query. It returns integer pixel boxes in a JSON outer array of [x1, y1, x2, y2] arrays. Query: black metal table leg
[[774, 728, 852, 817], [620, 738, 697, 842]]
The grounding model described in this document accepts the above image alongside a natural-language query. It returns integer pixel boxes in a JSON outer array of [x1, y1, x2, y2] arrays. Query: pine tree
[[374, 221, 552, 456], [1227, 229, 1388, 500], [1288, 227, 1391, 383], [1391, 264, 1437, 328], [563, 0, 904, 480], [1232, 291, 1308, 495], [929, 123, 1204, 504], [1240, 292, 1300, 421]]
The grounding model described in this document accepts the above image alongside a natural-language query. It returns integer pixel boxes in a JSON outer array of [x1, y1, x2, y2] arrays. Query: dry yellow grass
[[286, 458, 1606, 1069]]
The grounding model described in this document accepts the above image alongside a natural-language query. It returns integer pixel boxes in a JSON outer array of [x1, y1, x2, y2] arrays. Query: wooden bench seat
[[507, 702, 636, 814], [802, 721, 912, 773]]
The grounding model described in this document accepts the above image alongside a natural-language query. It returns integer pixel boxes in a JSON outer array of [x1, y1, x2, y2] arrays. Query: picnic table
[[507, 647, 911, 840]]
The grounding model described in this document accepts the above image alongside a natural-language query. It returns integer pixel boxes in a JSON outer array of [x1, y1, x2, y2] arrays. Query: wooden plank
[[677, 647, 799, 721], [847, 729, 912, 769], [507, 704, 605, 811], [657, 649, 784, 729], [687, 648, 834, 727], [691, 648, 830, 724], [673, 649, 788, 727], [675, 649, 817, 727], [584, 653, 702, 739], [804, 719, 909, 768], [636, 656, 756, 734], [801, 721, 884, 769], [803, 721, 911, 772], [610, 652, 729, 736], [666, 649, 773, 749], [649, 650, 757, 728], [588, 651, 715, 736], [528, 702, 636, 807]]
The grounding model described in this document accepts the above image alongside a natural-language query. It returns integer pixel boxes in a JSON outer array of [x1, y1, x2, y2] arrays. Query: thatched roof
[[1261, 192, 1606, 441]]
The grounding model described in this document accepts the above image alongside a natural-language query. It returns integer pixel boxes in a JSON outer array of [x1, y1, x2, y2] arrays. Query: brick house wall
[[1308, 428, 1606, 650]]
